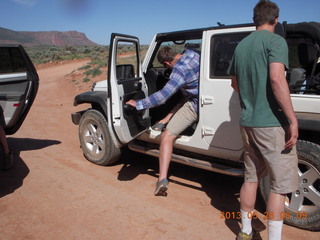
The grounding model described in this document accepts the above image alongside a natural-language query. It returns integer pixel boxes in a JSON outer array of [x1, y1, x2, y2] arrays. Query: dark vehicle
[[0, 45, 39, 134]]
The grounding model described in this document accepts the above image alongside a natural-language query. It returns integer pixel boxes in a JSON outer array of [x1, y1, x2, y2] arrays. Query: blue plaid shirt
[[136, 49, 200, 114]]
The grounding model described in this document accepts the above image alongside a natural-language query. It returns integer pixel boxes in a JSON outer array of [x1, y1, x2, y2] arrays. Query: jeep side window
[[152, 40, 202, 68], [286, 38, 320, 94], [210, 33, 249, 78], [0, 47, 27, 74], [115, 41, 139, 80]]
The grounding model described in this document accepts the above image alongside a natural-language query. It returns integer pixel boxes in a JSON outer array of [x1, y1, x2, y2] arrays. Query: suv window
[[152, 39, 202, 68], [210, 32, 250, 78], [115, 41, 139, 79], [0, 47, 27, 74]]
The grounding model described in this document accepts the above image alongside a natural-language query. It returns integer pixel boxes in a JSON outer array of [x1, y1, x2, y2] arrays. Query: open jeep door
[[108, 33, 151, 144], [0, 45, 39, 135]]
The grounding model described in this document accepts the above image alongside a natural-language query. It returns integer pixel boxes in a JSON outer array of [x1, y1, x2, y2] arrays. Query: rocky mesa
[[0, 27, 98, 46]]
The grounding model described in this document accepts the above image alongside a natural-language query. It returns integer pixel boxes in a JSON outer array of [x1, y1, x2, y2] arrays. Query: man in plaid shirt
[[126, 46, 200, 196]]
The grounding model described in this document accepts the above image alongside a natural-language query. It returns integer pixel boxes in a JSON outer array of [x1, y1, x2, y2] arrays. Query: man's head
[[253, 0, 279, 27], [157, 47, 178, 68]]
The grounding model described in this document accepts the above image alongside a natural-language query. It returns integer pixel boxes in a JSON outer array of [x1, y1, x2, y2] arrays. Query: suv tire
[[79, 109, 121, 165], [259, 140, 320, 231]]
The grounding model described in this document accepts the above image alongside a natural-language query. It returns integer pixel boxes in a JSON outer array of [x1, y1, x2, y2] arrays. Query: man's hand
[[126, 99, 137, 108], [285, 121, 299, 149]]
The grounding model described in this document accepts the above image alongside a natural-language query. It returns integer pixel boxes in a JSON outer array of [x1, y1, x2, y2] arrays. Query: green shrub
[[84, 68, 102, 77], [78, 64, 91, 70]]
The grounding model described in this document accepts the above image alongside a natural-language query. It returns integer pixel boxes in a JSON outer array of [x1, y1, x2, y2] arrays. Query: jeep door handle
[[123, 104, 137, 114]]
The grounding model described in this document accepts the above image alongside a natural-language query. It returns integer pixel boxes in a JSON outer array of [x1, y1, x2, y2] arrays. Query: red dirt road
[[0, 60, 319, 240]]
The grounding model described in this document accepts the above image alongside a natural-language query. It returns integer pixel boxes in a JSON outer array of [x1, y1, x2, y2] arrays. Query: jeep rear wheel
[[79, 109, 121, 165], [259, 140, 320, 231]]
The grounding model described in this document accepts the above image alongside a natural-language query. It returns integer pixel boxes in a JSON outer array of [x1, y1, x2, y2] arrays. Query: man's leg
[[240, 182, 258, 211], [158, 101, 196, 180], [0, 125, 9, 154], [238, 127, 261, 237], [158, 129, 176, 180], [0, 125, 13, 170], [267, 192, 286, 240], [257, 127, 297, 240], [239, 182, 259, 235], [154, 101, 197, 196], [153, 129, 176, 196], [158, 102, 183, 126]]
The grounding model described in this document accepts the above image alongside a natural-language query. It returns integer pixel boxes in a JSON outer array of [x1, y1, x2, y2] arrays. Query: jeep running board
[[128, 142, 244, 177]]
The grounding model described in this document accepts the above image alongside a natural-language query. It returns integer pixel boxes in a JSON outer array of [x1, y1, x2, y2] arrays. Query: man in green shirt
[[228, 1, 298, 239]]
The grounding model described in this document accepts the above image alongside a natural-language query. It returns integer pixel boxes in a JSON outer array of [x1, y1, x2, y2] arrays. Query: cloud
[[63, 0, 90, 13], [12, 0, 38, 6]]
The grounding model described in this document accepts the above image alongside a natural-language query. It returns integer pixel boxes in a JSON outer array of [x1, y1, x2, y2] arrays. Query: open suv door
[[73, 34, 150, 166], [108, 33, 150, 143], [0, 45, 39, 134]]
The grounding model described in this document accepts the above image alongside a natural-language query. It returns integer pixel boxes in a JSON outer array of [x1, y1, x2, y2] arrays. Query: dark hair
[[157, 47, 177, 64], [253, 0, 279, 27]]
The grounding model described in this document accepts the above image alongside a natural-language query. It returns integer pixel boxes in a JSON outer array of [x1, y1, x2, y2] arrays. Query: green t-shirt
[[228, 30, 289, 127]]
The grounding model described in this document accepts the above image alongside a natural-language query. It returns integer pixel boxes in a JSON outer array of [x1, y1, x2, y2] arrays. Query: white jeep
[[72, 22, 320, 231]]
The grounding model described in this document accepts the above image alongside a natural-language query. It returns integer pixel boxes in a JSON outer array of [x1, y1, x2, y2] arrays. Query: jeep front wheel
[[259, 140, 320, 231], [79, 109, 121, 165]]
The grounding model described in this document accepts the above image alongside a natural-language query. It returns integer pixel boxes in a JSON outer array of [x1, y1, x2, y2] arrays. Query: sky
[[1, 0, 320, 45]]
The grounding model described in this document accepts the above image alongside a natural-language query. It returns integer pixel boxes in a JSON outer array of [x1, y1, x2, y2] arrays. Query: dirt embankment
[[0, 60, 318, 240]]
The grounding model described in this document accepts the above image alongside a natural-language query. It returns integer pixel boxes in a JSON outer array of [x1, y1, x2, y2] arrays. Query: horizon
[[1, 0, 320, 45]]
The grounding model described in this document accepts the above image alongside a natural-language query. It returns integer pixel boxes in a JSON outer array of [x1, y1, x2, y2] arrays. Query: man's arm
[[269, 62, 298, 149], [127, 68, 186, 111], [231, 76, 239, 93]]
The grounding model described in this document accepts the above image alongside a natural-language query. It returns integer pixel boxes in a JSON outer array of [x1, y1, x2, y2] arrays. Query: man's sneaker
[[2, 152, 14, 170], [154, 178, 169, 196], [236, 231, 253, 240]]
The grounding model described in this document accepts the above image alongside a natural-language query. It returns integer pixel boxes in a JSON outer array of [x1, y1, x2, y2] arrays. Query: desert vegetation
[[25, 45, 108, 65], [25, 45, 148, 85]]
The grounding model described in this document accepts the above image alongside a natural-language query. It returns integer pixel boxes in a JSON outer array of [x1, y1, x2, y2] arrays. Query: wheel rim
[[285, 160, 320, 212], [83, 121, 105, 157]]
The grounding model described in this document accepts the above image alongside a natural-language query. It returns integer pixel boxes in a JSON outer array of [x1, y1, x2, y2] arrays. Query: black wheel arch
[[72, 91, 108, 125], [74, 91, 108, 114]]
